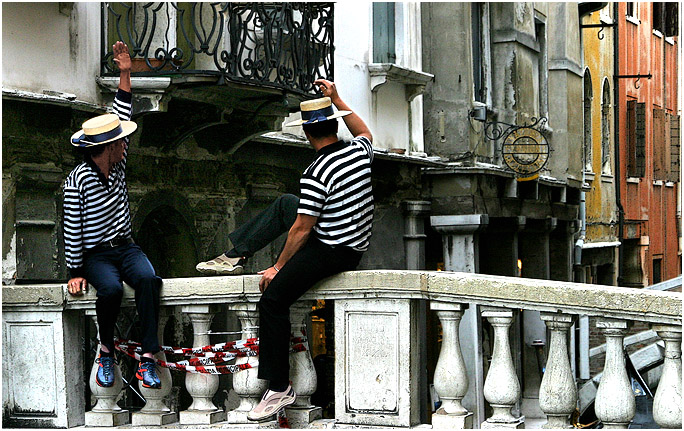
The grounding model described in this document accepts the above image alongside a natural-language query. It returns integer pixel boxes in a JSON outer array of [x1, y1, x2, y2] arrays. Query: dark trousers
[[84, 243, 162, 354], [226, 194, 362, 385]]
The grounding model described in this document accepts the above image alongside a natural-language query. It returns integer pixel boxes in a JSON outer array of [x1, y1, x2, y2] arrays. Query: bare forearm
[[276, 228, 310, 269], [119, 70, 131, 93]]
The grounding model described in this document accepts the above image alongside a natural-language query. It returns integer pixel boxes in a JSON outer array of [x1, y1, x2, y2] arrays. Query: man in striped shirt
[[63, 41, 162, 390], [197, 79, 374, 421]]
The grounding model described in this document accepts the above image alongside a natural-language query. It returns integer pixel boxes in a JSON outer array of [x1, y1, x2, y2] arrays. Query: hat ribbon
[[301, 105, 335, 124], [72, 124, 124, 145]]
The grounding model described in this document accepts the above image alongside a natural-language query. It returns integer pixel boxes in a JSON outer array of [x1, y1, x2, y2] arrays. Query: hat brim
[[70, 120, 138, 147], [284, 110, 351, 127]]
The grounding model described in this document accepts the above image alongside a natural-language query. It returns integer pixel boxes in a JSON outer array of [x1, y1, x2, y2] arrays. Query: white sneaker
[[195, 254, 244, 275], [247, 385, 296, 421]]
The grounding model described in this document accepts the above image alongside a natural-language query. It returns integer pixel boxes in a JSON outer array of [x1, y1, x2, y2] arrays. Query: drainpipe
[[613, 3, 625, 286]]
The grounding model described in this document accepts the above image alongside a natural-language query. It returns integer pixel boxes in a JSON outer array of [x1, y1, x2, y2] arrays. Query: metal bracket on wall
[[616, 74, 653, 90], [580, 23, 617, 40]]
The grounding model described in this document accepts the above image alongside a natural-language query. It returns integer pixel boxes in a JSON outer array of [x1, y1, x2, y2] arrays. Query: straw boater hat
[[70, 113, 137, 147], [285, 97, 351, 127]]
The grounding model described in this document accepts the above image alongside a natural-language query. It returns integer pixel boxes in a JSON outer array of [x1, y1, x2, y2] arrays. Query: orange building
[[617, 2, 680, 287]]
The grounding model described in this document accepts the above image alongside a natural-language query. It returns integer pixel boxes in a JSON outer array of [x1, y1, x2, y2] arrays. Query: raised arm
[[314, 79, 372, 143], [113, 41, 131, 93]]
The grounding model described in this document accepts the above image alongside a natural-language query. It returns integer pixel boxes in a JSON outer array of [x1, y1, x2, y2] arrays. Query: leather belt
[[90, 237, 134, 253]]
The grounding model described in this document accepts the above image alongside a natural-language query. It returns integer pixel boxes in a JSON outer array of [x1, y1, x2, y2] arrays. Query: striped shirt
[[63, 89, 133, 278], [298, 136, 374, 251]]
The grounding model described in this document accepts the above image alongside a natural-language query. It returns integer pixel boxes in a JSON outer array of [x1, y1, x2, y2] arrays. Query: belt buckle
[[108, 239, 116, 248]]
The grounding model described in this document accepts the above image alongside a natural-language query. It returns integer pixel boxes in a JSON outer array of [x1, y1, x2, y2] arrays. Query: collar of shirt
[[316, 140, 347, 156], [84, 156, 113, 189]]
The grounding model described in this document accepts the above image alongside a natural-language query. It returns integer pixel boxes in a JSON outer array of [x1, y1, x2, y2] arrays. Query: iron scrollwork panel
[[102, 2, 334, 96]]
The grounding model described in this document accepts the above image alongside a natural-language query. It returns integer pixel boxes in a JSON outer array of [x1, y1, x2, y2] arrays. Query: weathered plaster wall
[[2, 3, 102, 104]]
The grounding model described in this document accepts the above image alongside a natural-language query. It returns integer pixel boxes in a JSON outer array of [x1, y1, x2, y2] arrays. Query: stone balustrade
[[2, 270, 681, 429]]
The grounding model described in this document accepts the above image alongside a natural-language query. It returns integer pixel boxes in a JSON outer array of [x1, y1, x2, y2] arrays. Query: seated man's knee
[[96, 283, 124, 300], [278, 194, 299, 210]]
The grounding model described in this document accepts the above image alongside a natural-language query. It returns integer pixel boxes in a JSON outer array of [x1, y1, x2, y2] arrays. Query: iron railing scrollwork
[[102, 2, 334, 96]]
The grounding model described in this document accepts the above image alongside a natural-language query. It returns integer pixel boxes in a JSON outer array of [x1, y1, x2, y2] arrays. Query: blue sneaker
[[96, 354, 116, 387], [136, 360, 161, 389]]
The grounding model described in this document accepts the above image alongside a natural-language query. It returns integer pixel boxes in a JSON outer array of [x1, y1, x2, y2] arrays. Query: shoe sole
[[96, 378, 113, 388], [247, 394, 296, 422], [196, 265, 244, 276]]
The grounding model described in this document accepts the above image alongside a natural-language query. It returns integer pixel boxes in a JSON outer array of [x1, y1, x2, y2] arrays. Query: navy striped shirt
[[63, 89, 133, 278], [298, 136, 374, 251]]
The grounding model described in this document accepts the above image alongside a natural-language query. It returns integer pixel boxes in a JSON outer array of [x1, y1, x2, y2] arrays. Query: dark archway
[[135, 205, 199, 278]]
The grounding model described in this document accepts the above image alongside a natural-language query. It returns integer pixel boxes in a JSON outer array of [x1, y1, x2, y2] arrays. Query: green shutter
[[373, 3, 395, 64]]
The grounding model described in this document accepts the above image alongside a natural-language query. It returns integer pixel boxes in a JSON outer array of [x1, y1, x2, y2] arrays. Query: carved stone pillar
[[481, 308, 524, 429], [179, 305, 225, 424], [226, 303, 266, 423], [132, 308, 177, 425], [285, 301, 322, 428], [539, 313, 577, 429], [651, 324, 682, 429], [430, 302, 473, 429], [84, 310, 130, 427], [402, 200, 431, 270], [594, 318, 635, 429]]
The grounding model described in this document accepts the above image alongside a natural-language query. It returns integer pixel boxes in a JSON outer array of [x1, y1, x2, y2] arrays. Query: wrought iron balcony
[[101, 2, 334, 96]]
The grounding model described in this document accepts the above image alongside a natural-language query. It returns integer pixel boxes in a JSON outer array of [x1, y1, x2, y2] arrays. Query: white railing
[[2, 270, 681, 429]]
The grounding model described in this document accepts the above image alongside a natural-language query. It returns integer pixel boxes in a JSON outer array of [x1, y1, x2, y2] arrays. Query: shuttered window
[[670, 114, 681, 181], [373, 3, 396, 64], [626, 101, 646, 177], [653, 108, 666, 180]]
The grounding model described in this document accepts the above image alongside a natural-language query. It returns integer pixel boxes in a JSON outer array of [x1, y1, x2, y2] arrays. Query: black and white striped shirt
[[298, 136, 374, 251], [63, 89, 133, 278]]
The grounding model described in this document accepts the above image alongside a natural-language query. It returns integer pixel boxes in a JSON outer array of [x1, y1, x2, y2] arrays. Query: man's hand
[[257, 266, 279, 293], [314, 79, 340, 103], [68, 277, 88, 296], [113, 41, 131, 73]]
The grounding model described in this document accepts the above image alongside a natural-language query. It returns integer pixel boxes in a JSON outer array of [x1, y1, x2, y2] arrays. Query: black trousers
[[84, 243, 162, 354], [226, 194, 362, 384]]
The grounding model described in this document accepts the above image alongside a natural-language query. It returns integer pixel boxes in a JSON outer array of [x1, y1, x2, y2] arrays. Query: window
[[626, 2, 636, 18], [653, 108, 667, 180], [583, 70, 593, 172], [626, 100, 646, 177], [601, 81, 611, 174], [472, 2, 484, 103], [664, 3, 679, 36], [652, 258, 662, 284], [373, 3, 396, 63], [670, 114, 681, 181], [536, 17, 548, 118], [653, 2, 664, 33]]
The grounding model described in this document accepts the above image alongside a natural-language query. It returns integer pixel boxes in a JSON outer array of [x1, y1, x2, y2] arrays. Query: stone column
[[431, 214, 488, 425], [84, 311, 130, 427], [594, 318, 635, 429], [179, 305, 225, 424], [132, 308, 177, 425], [539, 313, 577, 429], [286, 301, 322, 428], [651, 325, 682, 429], [430, 302, 473, 429], [402, 200, 431, 270], [481, 308, 524, 429], [226, 303, 267, 423]]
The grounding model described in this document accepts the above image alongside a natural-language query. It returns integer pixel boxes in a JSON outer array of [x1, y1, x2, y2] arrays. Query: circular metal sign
[[502, 126, 549, 177]]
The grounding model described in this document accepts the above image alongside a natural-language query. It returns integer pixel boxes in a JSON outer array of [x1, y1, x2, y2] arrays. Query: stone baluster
[[226, 303, 267, 423], [286, 301, 323, 428], [539, 313, 577, 429], [481, 308, 524, 429], [430, 302, 473, 428], [84, 310, 130, 427], [651, 325, 682, 429], [133, 308, 178, 425], [179, 305, 225, 424], [594, 318, 635, 429]]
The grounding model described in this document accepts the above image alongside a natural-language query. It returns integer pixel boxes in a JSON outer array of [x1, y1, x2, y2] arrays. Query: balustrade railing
[[2, 271, 681, 429], [101, 2, 334, 96]]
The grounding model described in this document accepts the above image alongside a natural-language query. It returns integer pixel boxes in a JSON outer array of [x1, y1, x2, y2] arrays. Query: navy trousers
[[225, 194, 362, 386], [84, 243, 162, 354]]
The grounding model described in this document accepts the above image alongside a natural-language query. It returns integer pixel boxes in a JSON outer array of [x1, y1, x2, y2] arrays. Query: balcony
[[3, 271, 681, 428]]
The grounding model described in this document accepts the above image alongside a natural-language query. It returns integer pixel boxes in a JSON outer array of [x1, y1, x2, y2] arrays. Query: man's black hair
[[302, 119, 338, 140], [77, 141, 111, 159]]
